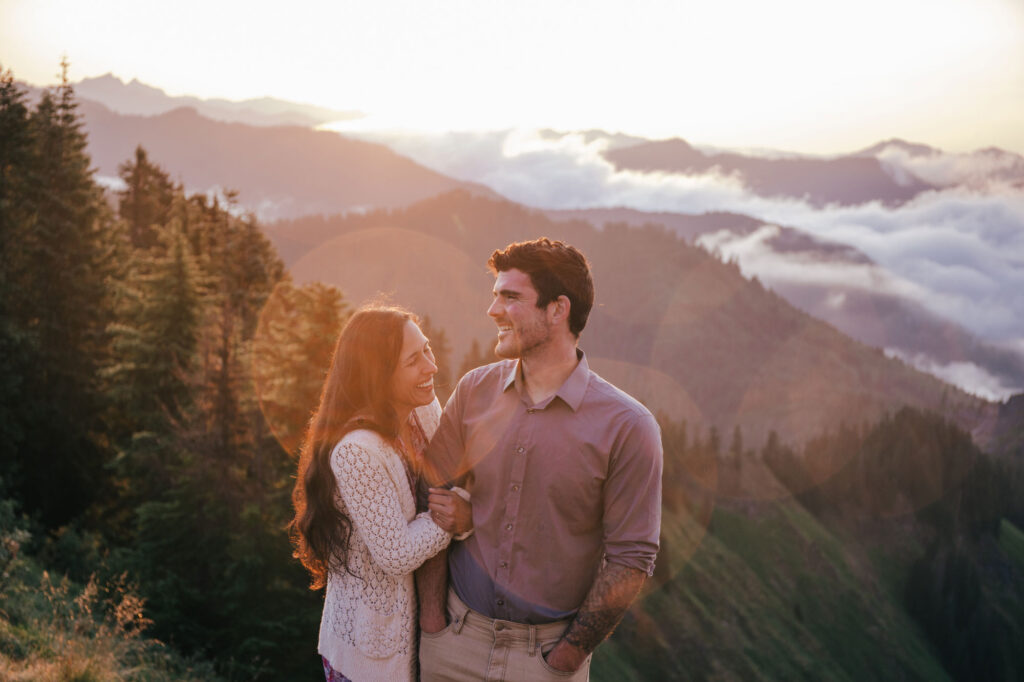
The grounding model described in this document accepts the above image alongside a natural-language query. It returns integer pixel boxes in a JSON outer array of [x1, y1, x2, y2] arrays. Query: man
[[418, 237, 662, 681]]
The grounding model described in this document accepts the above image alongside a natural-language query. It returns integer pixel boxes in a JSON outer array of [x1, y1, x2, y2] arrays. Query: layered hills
[[66, 72, 361, 127], [265, 190, 995, 450], [544, 206, 1024, 403], [603, 137, 935, 206], [53, 74, 1020, 414], [74, 98, 496, 220]]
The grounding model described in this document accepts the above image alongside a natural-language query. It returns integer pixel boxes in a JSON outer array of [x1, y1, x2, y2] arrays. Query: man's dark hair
[[488, 237, 594, 337]]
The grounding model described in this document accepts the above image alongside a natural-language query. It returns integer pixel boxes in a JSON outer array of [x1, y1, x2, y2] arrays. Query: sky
[[3, 0, 1024, 155]]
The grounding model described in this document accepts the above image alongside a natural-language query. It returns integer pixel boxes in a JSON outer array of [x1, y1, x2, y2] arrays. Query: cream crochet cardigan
[[318, 400, 450, 681]]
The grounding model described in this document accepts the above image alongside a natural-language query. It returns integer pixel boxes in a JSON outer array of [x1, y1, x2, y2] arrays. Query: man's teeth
[[417, 381, 433, 389]]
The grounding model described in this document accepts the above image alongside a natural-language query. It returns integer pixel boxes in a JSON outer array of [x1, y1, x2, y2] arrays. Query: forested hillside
[[2, 66, 1022, 681]]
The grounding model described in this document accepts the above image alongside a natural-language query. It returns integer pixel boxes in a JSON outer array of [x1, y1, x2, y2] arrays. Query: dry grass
[[0, 562, 218, 682]]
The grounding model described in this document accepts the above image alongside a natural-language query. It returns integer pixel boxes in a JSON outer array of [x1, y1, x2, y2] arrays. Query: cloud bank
[[341, 127, 1024, 398]]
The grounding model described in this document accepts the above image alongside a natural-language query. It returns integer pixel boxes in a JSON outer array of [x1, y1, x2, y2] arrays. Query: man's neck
[[519, 340, 579, 405]]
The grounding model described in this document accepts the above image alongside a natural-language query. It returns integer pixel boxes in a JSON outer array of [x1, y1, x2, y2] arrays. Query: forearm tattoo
[[562, 564, 646, 654]]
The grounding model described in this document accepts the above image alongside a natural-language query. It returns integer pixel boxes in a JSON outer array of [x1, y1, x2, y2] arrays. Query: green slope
[[594, 501, 950, 681]]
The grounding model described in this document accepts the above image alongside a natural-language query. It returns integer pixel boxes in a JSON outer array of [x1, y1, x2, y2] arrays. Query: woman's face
[[389, 320, 438, 417]]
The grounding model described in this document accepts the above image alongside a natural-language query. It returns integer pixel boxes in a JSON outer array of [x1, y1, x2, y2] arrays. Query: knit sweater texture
[[318, 400, 450, 681]]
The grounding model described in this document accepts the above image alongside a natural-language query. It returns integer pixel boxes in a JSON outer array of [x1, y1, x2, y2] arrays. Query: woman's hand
[[428, 487, 473, 536]]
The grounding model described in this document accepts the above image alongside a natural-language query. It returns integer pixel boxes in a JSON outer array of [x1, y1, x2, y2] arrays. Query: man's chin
[[493, 342, 519, 360]]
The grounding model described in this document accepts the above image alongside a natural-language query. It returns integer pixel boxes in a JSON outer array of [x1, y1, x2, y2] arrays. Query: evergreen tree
[[117, 145, 176, 249], [418, 315, 453, 402], [729, 425, 743, 467], [0, 68, 38, 487], [458, 338, 494, 380], [2, 60, 115, 526], [102, 217, 205, 527], [252, 280, 347, 457]]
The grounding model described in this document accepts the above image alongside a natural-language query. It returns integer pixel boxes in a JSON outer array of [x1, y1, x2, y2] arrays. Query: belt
[[446, 588, 571, 656]]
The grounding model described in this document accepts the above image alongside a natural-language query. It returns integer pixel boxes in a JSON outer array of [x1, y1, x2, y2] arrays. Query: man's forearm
[[545, 564, 646, 671], [416, 549, 449, 633]]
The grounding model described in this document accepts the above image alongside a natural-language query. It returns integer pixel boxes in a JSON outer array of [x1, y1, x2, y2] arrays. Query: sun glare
[[2, 0, 1022, 152]]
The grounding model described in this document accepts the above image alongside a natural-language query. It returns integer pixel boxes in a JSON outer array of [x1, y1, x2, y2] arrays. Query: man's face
[[487, 268, 552, 359]]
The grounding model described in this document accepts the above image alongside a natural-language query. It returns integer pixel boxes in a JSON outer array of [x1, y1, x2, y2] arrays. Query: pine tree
[[252, 280, 347, 457], [418, 315, 453, 402], [0, 68, 37, 482], [103, 217, 205, 523], [3, 60, 115, 525], [117, 145, 176, 249], [458, 338, 495, 380]]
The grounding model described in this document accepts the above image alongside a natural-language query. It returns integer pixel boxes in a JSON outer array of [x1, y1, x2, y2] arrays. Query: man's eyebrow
[[494, 288, 521, 297]]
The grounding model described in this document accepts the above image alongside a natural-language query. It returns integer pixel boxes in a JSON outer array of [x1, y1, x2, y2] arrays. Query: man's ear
[[549, 295, 571, 327]]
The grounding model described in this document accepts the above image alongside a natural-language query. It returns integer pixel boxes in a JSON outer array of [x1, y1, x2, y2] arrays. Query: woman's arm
[[332, 437, 450, 576]]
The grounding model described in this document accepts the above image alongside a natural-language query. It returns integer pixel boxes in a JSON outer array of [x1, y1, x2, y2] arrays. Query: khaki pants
[[419, 589, 591, 682]]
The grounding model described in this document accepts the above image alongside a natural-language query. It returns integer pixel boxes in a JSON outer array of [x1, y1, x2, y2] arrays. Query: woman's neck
[[394, 407, 412, 440]]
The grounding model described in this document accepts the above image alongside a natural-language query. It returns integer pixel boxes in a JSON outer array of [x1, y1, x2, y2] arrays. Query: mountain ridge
[[604, 137, 936, 206], [265, 190, 998, 451], [74, 72, 362, 127], [76, 98, 499, 220]]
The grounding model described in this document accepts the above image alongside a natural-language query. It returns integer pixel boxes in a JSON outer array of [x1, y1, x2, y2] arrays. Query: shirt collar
[[501, 349, 590, 413]]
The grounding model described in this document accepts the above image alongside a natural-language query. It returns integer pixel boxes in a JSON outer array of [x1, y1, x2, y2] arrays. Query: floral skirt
[[322, 656, 354, 682]]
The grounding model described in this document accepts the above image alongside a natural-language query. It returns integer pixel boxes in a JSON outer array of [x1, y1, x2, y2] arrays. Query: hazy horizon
[[3, 0, 1023, 156]]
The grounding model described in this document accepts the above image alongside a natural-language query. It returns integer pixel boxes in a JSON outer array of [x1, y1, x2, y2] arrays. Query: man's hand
[[544, 563, 646, 672], [543, 638, 590, 672]]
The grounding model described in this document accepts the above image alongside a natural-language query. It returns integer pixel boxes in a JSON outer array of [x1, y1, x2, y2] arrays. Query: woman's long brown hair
[[288, 306, 413, 589]]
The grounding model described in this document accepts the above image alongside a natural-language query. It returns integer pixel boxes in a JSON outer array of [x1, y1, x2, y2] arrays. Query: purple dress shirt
[[425, 351, 662, 624]]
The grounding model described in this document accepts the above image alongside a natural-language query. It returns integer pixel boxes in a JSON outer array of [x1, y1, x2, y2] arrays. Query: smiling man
[[417, 237, 663, 681]]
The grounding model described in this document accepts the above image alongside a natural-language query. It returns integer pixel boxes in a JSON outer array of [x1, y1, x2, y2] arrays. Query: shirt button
[[497, 599, 505, 606], [505, 523, 513, 531], [516, 446, 525, 453], [500, 561, 508, 568], [511, 485, 519, 492], [495, 622, 505, 630]]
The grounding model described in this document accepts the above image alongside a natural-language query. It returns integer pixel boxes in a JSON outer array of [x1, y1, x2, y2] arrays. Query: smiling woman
[[288, 305, 472, 681]]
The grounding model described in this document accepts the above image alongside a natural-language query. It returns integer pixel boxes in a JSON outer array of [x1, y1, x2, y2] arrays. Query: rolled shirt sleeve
[[602, 411, 663, 575]]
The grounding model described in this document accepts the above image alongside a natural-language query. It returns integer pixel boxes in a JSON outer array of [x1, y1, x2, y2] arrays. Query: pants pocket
[[535, 640, 581, 679]]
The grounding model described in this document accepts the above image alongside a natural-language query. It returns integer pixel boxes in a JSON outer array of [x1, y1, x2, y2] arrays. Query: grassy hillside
[[602, 407, 1024, 682], [0, 500, 221, 681], [600, 498, 961, 681], [595, 501, 952, 681]]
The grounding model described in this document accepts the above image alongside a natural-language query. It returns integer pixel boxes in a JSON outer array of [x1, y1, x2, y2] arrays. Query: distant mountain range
[[603, 137, 935, 206], [265, 190, 997, 450], [74, 99, 497, 219], [602, 134, 1024, 203], [51, 73, 363, 128], [42, 74, 1023, 408], [544, 206, 1024, 402]]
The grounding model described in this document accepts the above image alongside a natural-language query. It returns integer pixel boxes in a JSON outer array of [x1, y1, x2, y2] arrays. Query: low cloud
[[884, 349, 1021, 402], [341, 127, 1024, 397], [875, 144, 1024, 188], [696, 225, 930, 301]]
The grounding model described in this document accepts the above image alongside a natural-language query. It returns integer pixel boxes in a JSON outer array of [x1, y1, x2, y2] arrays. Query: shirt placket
[[493, 404, 537, 620]]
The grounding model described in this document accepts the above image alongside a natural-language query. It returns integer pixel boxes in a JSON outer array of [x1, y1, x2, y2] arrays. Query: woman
[[289, 305, 471, 681]]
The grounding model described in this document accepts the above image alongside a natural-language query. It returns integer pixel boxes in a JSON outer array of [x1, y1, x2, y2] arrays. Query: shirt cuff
[[451, 486, 474, 541]]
